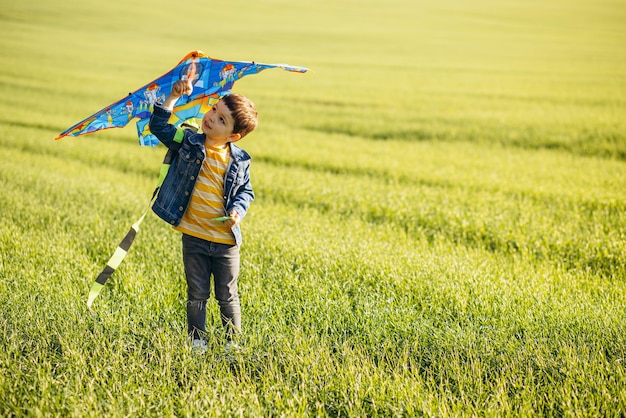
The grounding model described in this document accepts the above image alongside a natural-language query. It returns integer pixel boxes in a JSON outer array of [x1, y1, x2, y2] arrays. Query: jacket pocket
[[177, 145, 199, 176]]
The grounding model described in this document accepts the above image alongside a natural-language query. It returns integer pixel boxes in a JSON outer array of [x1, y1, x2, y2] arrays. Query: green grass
[[1, 0, 625, 415]]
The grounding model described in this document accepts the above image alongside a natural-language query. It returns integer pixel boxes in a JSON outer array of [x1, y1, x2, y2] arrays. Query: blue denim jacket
[[149, 104, 254, 246]]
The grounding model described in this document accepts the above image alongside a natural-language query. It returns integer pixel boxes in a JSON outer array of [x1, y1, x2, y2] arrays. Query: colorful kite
[[56, 51, 308, 308], [56, 50, 308, 146]]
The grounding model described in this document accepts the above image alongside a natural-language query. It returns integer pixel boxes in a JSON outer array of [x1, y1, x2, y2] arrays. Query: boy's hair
[[221, 93, 258, 139]]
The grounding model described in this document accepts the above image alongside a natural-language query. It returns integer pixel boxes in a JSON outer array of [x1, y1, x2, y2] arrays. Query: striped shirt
[[173, 144, 236, 245]]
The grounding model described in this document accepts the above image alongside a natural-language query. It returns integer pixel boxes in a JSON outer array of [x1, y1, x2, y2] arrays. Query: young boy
[[149, 80, 257, 352]]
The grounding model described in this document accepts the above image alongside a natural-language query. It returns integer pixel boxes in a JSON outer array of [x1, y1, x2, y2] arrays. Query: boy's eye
[[220, 117, 225, 124]]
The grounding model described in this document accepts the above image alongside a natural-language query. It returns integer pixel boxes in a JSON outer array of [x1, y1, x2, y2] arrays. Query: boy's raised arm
[[149, 79, 193, 148]]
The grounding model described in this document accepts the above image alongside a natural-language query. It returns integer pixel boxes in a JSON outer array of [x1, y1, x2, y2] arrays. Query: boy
[[149, 80, 257, 353]]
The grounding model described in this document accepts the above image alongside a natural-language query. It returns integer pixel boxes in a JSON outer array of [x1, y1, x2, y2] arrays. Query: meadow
[[1, 0, 625, 415]]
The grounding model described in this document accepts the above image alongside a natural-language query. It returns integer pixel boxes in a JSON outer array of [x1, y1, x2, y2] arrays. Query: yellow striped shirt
[[174, 144, 236, 244]]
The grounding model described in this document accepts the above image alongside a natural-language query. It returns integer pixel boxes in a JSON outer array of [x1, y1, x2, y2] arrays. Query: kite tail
[[87, 149, 175, 309], [87, 215, 144, 308]]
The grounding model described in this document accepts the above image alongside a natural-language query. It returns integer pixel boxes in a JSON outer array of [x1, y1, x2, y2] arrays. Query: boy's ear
[[229, 133, 242, 142]]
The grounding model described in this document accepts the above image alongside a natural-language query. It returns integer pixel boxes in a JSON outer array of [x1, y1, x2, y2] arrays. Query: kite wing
[[56, 50, 308, 146]]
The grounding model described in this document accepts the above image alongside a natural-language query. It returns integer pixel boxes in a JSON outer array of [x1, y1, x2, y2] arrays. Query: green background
[[1, 0, 625, 415]]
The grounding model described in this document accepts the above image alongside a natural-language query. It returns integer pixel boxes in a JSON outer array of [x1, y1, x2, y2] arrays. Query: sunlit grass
[[1, 0, 625, 415]]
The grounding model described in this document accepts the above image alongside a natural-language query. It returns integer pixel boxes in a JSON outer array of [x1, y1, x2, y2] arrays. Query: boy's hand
[[171, 80, 193, 98], [224, 210, 241, 228], [162, 80, 193, 110]]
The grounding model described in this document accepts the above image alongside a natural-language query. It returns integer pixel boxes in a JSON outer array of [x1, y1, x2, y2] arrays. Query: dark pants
[[181, 234, 241, 341]]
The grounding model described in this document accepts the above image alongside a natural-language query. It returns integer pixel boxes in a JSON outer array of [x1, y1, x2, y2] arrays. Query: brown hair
[[221, 93, 258, 139]]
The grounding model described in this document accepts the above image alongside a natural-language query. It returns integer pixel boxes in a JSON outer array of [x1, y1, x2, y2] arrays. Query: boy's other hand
[[225, 211, 241, 228]]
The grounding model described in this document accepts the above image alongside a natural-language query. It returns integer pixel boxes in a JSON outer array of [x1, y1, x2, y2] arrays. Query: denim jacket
[[149, 104, 254, 246]]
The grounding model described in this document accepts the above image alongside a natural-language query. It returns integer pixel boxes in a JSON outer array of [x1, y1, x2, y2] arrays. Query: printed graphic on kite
[[56, 51, 308, 146]]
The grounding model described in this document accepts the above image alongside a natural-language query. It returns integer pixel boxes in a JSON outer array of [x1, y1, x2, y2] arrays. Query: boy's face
[[201, 100, 239, 143]]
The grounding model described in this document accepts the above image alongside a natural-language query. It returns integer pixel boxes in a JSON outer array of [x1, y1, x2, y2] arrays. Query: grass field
[[1, 0, 625, 415]]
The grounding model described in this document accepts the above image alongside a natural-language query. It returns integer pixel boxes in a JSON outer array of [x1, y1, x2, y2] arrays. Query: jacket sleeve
[[149, 104, 184, 150], [228, 162, 255, 219]]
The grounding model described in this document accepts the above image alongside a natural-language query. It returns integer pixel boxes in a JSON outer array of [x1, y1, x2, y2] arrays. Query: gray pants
[[181, 234, 241, 341]]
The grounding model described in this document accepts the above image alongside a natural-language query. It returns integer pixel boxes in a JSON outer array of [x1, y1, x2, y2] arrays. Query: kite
[[56, 50, 308, 146], [55, 51, 308, 308]]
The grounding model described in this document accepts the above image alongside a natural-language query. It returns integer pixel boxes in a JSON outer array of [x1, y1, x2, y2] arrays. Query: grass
[[1, 0, 625, 415]]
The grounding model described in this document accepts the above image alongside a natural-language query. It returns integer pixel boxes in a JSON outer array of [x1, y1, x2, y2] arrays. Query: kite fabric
[[56, 50, 309, 146], [56, 51, 308, 308]]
